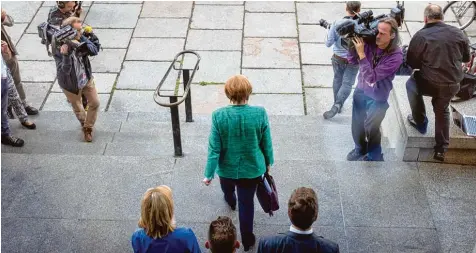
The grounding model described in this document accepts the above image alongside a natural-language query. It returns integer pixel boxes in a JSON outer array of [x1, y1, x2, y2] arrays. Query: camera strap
[[372, 47, 385, 69]]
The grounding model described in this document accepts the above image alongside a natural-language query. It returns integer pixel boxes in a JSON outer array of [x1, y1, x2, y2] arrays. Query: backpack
[[456, 73, 476, 101]]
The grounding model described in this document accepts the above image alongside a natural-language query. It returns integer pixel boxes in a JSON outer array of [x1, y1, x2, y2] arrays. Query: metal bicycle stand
[[153, 51, 201, 157]]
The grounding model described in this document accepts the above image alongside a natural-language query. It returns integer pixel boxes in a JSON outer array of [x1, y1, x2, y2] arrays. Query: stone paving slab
[[302, 65, 335, 87], [191, 5, 244, 29], [296, 3, 342, 24], [400, 31, 412, 45], [22, 82, 50, 108], [85, 3, 142, 28], [52, 73, 116, 93], [299, 24, 327, 43], [346, 227, 440, 253], [126, 38, 185, 61], [41, 1, 92, 7], [245, 1, 295, 13], [184, 51, 241, 83], [338, 162, 435, 228], [16, 34, 54, 61], [3, 23, 27, 46], [42, 93, 110, 111], [301, 43, 334, 65], [91, 48, 127, 73], [360, 1, 399, 8], [134, 18, 189, 38], [305, 88, 354, 116], [188, 84, 230, 114], [186, 29, 242, 50], [141, 1, 192, 18], [244, 13, 297, 37], [243, 38, 300, 68], [242, 69, 302, 94], [196, 1, 244, 5], [108, 90, 170, 113], [25, 7, 51, 34], [2, 1, 42, 23], [250, 94, 305, 115], [19, 61, 57, 82], [116, 61, 174, 90], [93, 29, 133, 48]]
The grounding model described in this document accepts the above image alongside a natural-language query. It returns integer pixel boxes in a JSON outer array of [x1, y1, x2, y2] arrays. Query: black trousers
[[405, 74, 460, 153]]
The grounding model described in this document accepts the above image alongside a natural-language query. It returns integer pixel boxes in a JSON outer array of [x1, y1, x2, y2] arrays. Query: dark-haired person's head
[[346, 1, 361, 16], [57, 1, 76, 13], [288, 187, 319, 230], [205, 216, 240, 253], [424, 4, 444, 24]]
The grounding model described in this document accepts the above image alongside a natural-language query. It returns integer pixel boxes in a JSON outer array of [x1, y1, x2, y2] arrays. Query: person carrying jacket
[[54, 16, 99, 142]]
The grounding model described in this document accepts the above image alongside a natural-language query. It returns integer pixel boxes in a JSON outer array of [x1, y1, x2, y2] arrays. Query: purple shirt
[[348, 43, 403, 102]]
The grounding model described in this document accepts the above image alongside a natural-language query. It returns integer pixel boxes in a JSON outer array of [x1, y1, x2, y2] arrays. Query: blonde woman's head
[[224, 75, 253, 104], [138, 185, 176, 239]]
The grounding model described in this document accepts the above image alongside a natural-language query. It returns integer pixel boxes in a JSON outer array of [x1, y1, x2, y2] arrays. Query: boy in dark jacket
[[258, 187, 339, 253], [54, 17, 99, 142]]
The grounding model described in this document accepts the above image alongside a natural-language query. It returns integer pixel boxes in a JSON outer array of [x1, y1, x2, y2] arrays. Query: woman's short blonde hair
[[138, 185, 176, 239], [224, 75, 252, 103], [61, 16, 81, 28]]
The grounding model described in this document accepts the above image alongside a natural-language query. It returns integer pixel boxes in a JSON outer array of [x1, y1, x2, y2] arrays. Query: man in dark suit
[[257, 187, 339, 253]]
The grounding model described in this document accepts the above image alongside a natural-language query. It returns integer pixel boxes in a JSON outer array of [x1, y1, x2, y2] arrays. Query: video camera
[[318, 1, 405, 50]]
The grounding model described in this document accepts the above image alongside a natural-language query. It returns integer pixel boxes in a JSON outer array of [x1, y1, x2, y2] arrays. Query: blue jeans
[[1, 78, 11, 136], [219, 176, 259, 245], [351, 89, 389, 160], [332, 55, 359, 106]]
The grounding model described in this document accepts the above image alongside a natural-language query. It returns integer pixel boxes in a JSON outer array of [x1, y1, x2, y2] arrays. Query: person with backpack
[[405, 4, 471, 162]]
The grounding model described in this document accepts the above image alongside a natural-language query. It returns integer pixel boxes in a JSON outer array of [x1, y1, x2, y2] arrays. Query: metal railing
[[153, 50, 201, 157]]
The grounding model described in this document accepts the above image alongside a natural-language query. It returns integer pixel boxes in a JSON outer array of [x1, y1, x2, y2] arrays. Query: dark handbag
[[456, 72, 476, 101], [256, 173, 279, 216]]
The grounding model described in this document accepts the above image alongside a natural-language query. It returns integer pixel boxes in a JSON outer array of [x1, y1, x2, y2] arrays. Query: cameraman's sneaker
[[347, 148, 366, 161], [407, 114, 428, 134], [1, 135, 25, 147]]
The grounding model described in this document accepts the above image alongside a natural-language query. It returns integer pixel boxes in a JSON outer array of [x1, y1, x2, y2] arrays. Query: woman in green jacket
[[203, 74, 274, 252]]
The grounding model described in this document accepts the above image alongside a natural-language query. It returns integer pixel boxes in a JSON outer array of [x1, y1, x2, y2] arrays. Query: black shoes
[[323, 104, 341, 119], [243, 233, 256, 252], [434, 152, 445, 162], [1, 135, 24, 147], [25, 105, 38, 115], [347, 148, 366, 161], [407, 114, 428, 134], [21, 121, 36, 130]]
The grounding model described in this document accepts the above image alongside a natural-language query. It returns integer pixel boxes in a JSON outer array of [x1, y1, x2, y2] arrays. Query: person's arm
[[325, 23, 337, 48], [187, 229, 202, 253], [358, 46, 403, 84], [406, 34, 425, 70], [259, 109, 274, 167], [80, 36, 99, 56], [204, 112, 221, 180], [130, 231, 140, 253]]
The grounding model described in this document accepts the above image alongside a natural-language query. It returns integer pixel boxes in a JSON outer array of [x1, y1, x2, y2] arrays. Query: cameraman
[[323, 1, 361, 119], [346, 18, 403, 161], [48, 1, 82, 27], [55, 17, 99, 142], [405, 4, 470, 162]]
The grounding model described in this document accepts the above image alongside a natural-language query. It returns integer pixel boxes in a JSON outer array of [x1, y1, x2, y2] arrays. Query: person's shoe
[[25, 105, 39, 115], [224, 197, 236, 211], [21, 121, 37, 130], [347, 148, 366, 161], [407, 114, 428, 134], [359, 154, 385, 162], [6, 106, 14, 119], [433, 152, 445, 162], [323, 104, 341, 119], [243, 233, 256, 252], [83, 127, 93, 142], [1, 135, 25, 147]]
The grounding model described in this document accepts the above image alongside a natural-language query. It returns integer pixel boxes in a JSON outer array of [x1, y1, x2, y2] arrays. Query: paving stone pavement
[[2, 1, 476, 253]]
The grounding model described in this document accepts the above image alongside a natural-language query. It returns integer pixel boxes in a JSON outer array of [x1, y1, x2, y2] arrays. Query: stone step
[[1, 153, 441, 253]]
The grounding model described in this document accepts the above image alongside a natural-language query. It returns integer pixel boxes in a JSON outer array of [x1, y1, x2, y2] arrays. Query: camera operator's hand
[[353, 37, 366, 60], [1, 9, 6, 22], [1, 41, 8, 53], [60, 44, 69, 55]]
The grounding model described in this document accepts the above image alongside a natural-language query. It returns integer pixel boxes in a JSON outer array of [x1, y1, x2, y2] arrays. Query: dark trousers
[[1, 78, 11, 136], [352, 89, 389, 160], [219, 176, 259, 245], [331, 55, 359, 106], [405, 75, 460, 153]]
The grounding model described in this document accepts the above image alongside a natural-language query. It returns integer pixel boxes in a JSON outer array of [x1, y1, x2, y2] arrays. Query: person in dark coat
[[257, 187, 339, 253]]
